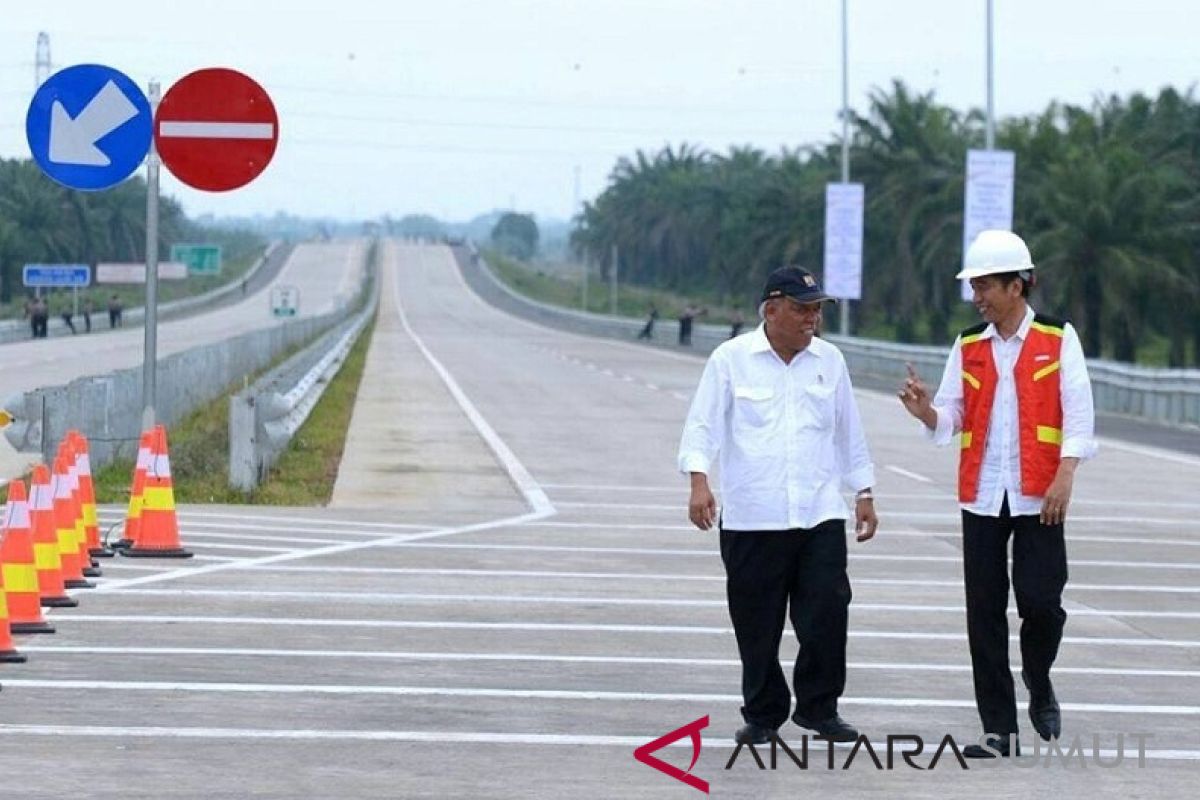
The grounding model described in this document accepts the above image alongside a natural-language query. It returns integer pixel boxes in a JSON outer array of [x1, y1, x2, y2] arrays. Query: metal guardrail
[[461, 243, 1200, 429], [0, 242, 284, 344], [227, 252, 379, 491]]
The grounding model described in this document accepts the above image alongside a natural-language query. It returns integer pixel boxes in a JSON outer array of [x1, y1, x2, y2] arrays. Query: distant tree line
[[0, 158, 262, 304], [571, 81, 1200, 366]]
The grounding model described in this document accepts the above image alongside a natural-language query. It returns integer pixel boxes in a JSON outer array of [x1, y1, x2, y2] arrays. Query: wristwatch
[[855, 489, 873, 501]]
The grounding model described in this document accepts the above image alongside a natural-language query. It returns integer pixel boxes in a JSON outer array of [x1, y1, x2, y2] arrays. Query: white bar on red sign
[[159, 122, 275, 139]]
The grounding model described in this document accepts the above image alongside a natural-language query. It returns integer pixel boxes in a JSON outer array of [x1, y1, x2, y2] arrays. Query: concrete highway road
[[0, 240, 367, 481], [1, 240, 1197, 798]]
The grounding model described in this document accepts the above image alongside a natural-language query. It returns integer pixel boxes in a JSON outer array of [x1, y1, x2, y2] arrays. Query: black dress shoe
[[963, 734, 1020, 758], [734, 722, 777, 745], [1022, 670, 1061, 741], [791, 712, 859, 743]]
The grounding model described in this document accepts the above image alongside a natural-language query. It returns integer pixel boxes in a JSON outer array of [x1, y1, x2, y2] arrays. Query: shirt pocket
[[802, 383, 837, 429], [733, 386, 775, 428]]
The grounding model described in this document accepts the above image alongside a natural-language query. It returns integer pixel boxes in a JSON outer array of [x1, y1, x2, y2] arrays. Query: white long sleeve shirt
[[929, 305, 1098, 517], [677, 324, 875, 530]]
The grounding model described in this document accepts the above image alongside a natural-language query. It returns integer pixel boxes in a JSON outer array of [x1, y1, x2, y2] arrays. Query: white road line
[[403, 247, 553, 515], [5, 679, 1198, 716], [1, 724, 1195, 758], [157, 530, 353, 546], [885, 465, 935, 483], [105, 588, 1200, 620], [1099, 437, 1200, 469], [96, 517, 406, 538], [96, 509, 432, 531], [179, 542, 298, 554], [20, 646, 1200, 679], [521, 520, 1200, 548], [49, 615, 1200, 648], [392, 541, 1200, 571], [135, 564, 1200, 594]]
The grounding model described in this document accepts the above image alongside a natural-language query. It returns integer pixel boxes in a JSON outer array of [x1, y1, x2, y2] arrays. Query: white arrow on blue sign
[[23, 264, 92, 288], [25, 64, 152, 191]]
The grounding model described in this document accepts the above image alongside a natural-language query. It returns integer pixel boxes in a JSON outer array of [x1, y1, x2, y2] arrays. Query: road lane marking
[[885, 465, 934, 483]]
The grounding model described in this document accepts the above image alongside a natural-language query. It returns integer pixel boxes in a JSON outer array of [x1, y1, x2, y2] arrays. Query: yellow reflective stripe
[[57, 528, 76, 552], [34, 543, 62, 569], [961, 333, 984, 345], [1033, 361, 1060, 381], [1030, 321, 1064, 337], [0, 590, 8, 618], [141, 486, 177, 512], [2, 563, 41, 593], [84, 505, 98, 526], [960, 432, 973, 450], [962, 371, 981, 390], [1037, 426, 1063, 445]]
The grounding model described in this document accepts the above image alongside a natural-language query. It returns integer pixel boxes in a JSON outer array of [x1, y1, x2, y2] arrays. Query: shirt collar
[[978, 305, 1035, 342], [750, 322, 824, 358]]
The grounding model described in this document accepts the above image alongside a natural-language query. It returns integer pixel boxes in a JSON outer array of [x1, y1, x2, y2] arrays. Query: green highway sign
[[170, 243, 222, 275]]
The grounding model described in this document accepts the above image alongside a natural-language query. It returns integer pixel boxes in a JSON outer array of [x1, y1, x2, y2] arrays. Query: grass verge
[[92, 314, 377, 506]]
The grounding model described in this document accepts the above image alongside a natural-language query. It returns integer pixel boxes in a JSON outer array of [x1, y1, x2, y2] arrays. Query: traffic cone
[[29, 465, 77, 608], [64, 437, 101, 578], [52, 456, 94, 589], [0, 480, 55, 634], [0, 584, 28, 663], [70, 431, 112, 558], [113, 430, 154, 551], [122, 426, 192, 558]]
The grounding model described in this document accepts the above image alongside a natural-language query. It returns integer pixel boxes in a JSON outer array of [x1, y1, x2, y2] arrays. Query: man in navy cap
[[678, 265, 878, 746]]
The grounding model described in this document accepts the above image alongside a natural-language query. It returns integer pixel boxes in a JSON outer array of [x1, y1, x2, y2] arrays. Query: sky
[[2, 0, 1198, 224]]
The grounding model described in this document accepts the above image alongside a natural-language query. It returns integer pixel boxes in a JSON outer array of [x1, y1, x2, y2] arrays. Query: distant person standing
[[678, 306, 696, 346], [24, 294, 36, 338], [60, 299, 76, 335], [108, 294, 123, 328], [82, 296, 93, 333], [32, 296, 49, 338], [637, 305, 659, 340], [729, 309, 745, 339]]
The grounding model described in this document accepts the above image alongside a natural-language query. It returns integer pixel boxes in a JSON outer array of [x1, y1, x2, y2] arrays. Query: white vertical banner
[[961, 148, 1015, 300], [823, 182, 865, 301]]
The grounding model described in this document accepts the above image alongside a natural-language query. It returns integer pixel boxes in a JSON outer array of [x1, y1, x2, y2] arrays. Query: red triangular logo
[[633, 715, 710, 794]]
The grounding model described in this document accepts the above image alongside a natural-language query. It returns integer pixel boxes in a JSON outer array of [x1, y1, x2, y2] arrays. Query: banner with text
[[962, 149, 1015, 300], [97, 262, 188, 283], [823, 182, 865, 301]]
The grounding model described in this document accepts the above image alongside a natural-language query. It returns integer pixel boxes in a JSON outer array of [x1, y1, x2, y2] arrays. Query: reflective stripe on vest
[[958, 321, 1066, 502]]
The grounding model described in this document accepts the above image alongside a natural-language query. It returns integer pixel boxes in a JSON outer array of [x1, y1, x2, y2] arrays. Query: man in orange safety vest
[[898, 229, 1097, 759]]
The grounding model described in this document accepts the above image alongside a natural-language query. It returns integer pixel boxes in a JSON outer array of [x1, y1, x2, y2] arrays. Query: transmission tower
[[35, 32, 51, 88]]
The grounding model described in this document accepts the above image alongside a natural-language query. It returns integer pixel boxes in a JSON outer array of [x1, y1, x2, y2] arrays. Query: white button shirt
[[678, 324, 875, 530], [929, 305, 1098, 517]]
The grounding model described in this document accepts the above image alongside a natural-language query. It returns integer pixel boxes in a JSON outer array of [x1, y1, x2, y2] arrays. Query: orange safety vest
[[958, 314, 1065, 503]]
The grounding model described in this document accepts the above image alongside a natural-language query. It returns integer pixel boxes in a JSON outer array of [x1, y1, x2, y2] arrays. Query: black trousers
[[720, 520, 850, 729], [962, 497, 1068, 736]]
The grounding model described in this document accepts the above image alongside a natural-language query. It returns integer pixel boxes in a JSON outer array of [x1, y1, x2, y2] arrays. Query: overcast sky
[[2, 1, 1196, 224]]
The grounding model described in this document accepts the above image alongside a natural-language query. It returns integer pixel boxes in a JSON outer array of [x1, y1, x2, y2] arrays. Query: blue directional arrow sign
[[23, 264, 92, 288], [26, 64, 152, 191]]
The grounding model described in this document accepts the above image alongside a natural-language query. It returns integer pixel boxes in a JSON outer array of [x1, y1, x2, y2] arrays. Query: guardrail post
[[229, 393, 259, 491]]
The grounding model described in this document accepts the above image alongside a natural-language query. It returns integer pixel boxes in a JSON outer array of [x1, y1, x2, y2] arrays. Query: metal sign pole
[[839, 0, 851, 337], [142, 79, 161, 430], [610, 244, 618, 315]]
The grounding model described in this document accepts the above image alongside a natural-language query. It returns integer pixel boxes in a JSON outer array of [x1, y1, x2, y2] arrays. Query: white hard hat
[[956, 229, 1035, 280]]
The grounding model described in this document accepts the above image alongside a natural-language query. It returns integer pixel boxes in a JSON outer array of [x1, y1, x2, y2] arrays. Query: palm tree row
[[571, 81, 1200, 365]]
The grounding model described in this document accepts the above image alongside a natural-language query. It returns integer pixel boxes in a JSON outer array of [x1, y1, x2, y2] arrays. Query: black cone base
[[11, 621, 56, 634], [0, 650, 27, 664], [91, 547, 116, 558], [121, 547, 193, 559], [40, 595, 78, 609], [64, 579, 95, 589]]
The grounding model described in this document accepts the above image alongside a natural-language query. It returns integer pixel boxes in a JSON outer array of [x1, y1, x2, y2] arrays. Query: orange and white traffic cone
[[113, 430, 154, 552], [65, 437, 102, 578], [0, 480, 55, 634], [121, 426, 192, 559], [29, 465, 77, 608], [70, 431, 112, 558], [52, 455, 94, 589]]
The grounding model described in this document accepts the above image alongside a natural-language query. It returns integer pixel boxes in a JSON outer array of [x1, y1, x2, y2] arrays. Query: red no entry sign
[[155, 68, 278, 192]]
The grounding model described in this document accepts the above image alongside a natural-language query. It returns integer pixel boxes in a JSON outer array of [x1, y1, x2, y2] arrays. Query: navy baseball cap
[[760, 266, 837, 304]]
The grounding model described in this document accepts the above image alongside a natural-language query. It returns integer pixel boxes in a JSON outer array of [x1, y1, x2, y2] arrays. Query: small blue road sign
[[23, 264, 92, 288], [25, 64, 152, 191]]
